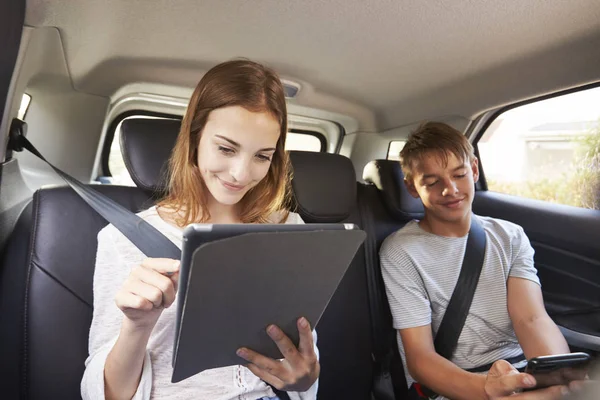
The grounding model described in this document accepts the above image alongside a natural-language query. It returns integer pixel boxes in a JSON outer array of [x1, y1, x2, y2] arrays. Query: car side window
[[477, 86, 600, 210]]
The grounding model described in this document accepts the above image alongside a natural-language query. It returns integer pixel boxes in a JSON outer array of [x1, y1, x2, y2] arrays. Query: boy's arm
[[401, 325, 487, 400], [507, 226, 569, 358], [380, 241, 490, 399], [507, 277, 570, 358], [402, 326, 568, 400]]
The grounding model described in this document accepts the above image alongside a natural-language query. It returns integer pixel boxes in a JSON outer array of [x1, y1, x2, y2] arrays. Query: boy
[[380, 122, 571, 399]]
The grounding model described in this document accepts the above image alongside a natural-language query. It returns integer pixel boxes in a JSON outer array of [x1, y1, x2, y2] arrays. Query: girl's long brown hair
[[158, 59, 291, 225]]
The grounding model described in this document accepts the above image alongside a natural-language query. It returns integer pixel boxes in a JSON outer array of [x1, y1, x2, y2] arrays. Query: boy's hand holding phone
[[485, 352, 592, 400], [485, 360, 568, 399], [524, 353, 590, 391]]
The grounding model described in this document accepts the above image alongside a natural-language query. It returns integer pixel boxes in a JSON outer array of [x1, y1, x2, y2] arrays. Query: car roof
[[24, 0, 600, 131]]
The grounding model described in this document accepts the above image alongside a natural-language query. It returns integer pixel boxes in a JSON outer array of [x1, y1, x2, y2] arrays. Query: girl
[[81, 59, 320, 400]]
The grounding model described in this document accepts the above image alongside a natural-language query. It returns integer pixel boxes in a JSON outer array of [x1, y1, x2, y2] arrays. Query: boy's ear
[[471, 157, 480, 183], [404, 178, 420, 199]]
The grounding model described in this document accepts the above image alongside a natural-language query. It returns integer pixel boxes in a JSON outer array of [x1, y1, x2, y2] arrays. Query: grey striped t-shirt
[[380, 215, 540, 388]]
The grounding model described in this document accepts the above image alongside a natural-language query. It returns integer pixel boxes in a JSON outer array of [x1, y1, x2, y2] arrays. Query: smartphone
[[524, 352, 591, 390]]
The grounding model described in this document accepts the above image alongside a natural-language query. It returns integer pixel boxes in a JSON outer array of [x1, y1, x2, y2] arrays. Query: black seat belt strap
[[434, 215, 486, 359], [411, 215, 487, 399], [14, 133, 182, 260]]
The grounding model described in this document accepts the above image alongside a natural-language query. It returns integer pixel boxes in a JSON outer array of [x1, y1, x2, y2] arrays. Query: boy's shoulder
[[380, 220, 424, 256], [380, 215, 528, 255], [476, 214, 527, 241]]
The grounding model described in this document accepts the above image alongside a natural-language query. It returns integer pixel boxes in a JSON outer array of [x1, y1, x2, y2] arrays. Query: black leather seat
[[362, 159, 424, 247], [360, 159, 425, 399], [0, 186, 153, 399], [0, 118, 379, 400], [289, 150, 374, 399]]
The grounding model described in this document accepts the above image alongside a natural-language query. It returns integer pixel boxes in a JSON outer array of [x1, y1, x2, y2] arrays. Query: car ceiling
[[24, 0, 600, 131]]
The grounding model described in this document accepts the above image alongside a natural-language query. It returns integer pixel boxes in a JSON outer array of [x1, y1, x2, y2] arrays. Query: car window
[[387, 140, 406, 161], [18, 93, 31, 120], [478, 86, 600, 210]]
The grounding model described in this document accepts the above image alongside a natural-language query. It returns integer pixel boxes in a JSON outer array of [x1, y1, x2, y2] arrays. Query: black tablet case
[[171, 229, 366, 383]]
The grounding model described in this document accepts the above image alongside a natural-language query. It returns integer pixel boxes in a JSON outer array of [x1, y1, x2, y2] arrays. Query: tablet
[[171, 223, 365, 383]]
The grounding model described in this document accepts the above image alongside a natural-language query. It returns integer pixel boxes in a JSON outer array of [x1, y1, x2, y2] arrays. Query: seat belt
[[10, 123, 181, 260], [10, 124, 292, 400], [409, 214, 487, 400], [357, 187, 403, 400]]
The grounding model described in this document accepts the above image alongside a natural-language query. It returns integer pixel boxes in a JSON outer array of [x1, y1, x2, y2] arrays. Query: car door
[[472, 86, 600, 355]]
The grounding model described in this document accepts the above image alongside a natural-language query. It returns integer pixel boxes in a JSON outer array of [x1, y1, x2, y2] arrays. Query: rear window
[[104, 115, 326, 186], [285, 131, 324, 152], [387, 140, 406, 160]]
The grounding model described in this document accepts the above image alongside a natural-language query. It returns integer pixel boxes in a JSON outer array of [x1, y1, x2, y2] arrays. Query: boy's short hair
[[399, 122, 475, 181]]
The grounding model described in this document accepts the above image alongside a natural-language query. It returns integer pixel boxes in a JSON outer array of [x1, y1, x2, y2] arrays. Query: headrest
[[119, 119, 357, 222], [289, 151, 356, 223], [119, 118, 181, 194], [363, 159, 424, 220]]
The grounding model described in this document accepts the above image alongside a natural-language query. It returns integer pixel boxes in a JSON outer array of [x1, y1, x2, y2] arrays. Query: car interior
[[1, 1, 600, 399]]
